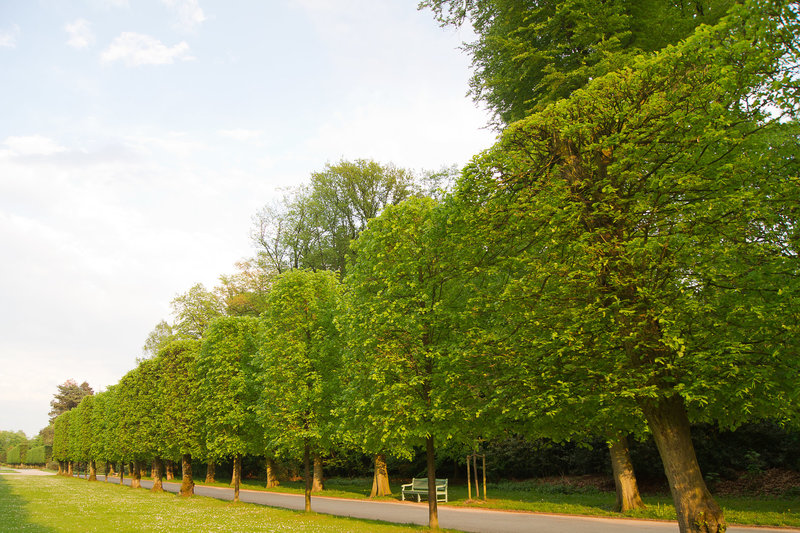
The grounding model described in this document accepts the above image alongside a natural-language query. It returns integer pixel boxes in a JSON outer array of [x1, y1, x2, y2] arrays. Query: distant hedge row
[[5, 443, 51, 465]]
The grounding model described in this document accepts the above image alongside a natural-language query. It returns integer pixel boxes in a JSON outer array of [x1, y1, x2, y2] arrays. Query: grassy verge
[[191, 476, 800, 528], [0, 475, 437, 533]]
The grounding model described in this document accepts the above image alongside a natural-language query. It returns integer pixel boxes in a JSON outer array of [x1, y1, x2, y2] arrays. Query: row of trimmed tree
[[53, 2, 800, 532]]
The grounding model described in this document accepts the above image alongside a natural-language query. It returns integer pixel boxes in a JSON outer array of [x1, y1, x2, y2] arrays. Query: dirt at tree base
[[712, 469, 800, 497], [523, 469, 800, 497]]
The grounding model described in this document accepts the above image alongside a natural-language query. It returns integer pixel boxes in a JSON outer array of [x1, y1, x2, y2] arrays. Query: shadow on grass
[[0, 476, 56, 532]]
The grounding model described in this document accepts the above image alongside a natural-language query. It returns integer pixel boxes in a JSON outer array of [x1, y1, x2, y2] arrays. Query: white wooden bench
[[401, 477, 448, 502]]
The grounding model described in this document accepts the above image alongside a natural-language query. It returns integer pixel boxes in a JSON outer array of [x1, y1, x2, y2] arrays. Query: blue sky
[[0, 0, 495, 437]]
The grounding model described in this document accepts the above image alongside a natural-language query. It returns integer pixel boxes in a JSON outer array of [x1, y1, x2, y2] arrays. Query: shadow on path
[[0, 476, 56, 532]]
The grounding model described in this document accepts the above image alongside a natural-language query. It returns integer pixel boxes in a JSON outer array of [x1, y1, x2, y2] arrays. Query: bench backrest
[[411, 477, 448, 491]]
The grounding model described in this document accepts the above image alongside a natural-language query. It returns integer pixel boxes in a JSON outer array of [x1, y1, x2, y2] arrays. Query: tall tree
[[343, 197, 475, 528], [48, 379, 93, 422], [196, 316, 262, 502], [449, 2, 800, 531], [158, 339, 203, 496], [421, 0, 734, 126], [252, 159, 416, 275], [256, 269, 342, 512], [215, 259, 274, 317], [170, 283, 225, 339]]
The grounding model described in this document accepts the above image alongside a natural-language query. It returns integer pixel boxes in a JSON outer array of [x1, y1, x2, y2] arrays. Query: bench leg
[[417, 494, 421, 502]]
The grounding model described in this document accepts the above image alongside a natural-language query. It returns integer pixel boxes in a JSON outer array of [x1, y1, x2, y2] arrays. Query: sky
[[0, 0, 496, 438]]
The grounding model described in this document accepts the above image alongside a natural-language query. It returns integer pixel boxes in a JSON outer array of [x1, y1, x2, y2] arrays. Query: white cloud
[[2, 135, 66, 156], [101, 32, 193, 66], [161, 0, 206, 31], [0, 25, 20, 49], [218, 129, 263, 142], [65, 19, 95, 49]]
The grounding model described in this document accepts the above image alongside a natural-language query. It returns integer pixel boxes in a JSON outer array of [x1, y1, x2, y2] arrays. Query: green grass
[[0, 475, 435, 533], [191, 476, 800, 528]]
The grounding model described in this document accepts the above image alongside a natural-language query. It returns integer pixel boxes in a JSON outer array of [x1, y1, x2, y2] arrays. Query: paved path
[[1, 468, 55, 476], [83, 475, 799, 533]]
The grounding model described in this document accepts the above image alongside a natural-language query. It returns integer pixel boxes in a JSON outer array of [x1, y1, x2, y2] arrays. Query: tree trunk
[[312, 455, 324, 492], [205, 460, 216, 484], [179, 453, 194, 497], [67, 461, 73, 477], [265, 457, 279, 488], [119, 462, 124, 485], [57, 461, 64, 476], [131, 460, 142, 489], [233, 454, 241, 502], [106, 460, 113, 481], [88, 459, 97, 482], [165, 460, 175, 480], [608, 434, 645, 512], [303, 442, 311, 512], [426, 436, 439, 530], [152, 458, 164, 492], [370, 453, 392, 497], [642, 396, 726, 533]]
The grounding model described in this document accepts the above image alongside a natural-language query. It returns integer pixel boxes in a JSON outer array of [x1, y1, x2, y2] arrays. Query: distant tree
[[37, 425, 54, 447], [215, 259, 274, 317], [48, 379, 93, 423], [252, 159, 416, 275], [0, 430, 28, 463], [142, 320, 174, 358], [170, 284, 225, 339]]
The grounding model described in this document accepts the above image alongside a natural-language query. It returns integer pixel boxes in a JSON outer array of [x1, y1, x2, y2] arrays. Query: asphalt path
[[78, 475, 799, 533]]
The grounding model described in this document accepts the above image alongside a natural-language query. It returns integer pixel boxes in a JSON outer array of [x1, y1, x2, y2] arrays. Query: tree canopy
[[420, 0, 735, 125]]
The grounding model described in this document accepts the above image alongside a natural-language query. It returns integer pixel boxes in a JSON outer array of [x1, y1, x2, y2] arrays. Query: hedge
[[25, 445, 50, 465], [6, 443, 27, 464]]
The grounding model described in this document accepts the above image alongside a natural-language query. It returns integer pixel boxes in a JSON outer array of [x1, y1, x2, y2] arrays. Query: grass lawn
[[194, 476, 800, 529], [0, 474, 436, 533]]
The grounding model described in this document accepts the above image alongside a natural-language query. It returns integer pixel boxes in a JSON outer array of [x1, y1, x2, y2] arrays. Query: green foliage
[[48, 379, 93, 423], [6, 443, 27, 464], [24, 445, 49, 465], [170, 283, 225, 339], [0, 430, 27, 462], [420, 0, 734, 125], [341, 197, 478, 460], [158, 339, 203, 458], [253, 159, 416, 275], [450, 0, 800, 434], [256, 269, 342, 459], [196, 316, 262, 461], [52, 411, 71, 463]]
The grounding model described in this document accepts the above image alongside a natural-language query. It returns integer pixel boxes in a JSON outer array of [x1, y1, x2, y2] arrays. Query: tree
[[420, 0, 734, 126], [252, 159, 416, 275], [48, 379, 93, 423], [256, 269, 342, 512], [170, 283, 225, 339], [342, 197, 475, 528], [158, 339, 203, 496], [142, 320, 174, 358], [449, 2, 800, 531], [196, 316, 262, 502], [215, 259, 274, 317]]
